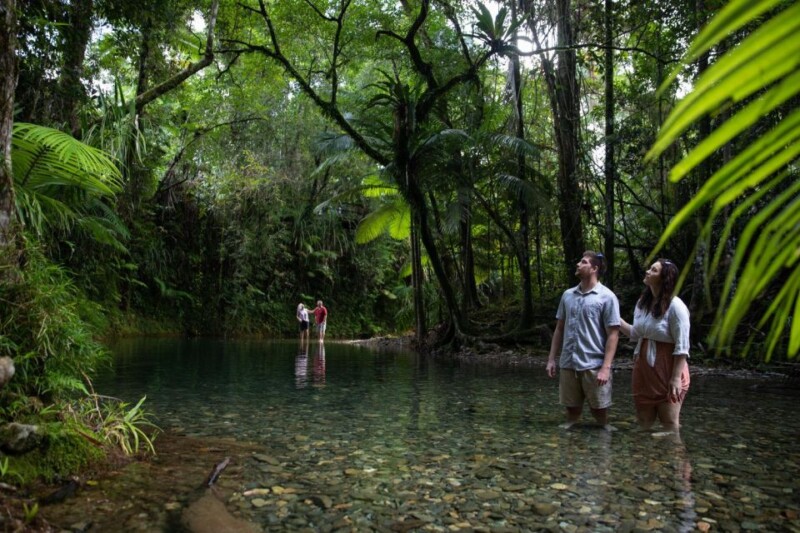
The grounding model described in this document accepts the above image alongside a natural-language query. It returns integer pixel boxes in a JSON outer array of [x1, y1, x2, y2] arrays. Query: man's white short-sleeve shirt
[[556, 282, 621, 370]]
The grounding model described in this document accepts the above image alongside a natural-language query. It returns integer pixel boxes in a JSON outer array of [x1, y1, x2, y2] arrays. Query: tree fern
[[11, 123, 126, 249]]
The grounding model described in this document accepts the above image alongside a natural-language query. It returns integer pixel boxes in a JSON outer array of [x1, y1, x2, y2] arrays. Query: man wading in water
[[313, 300, 328, 341], [546, 251, 620, 431]]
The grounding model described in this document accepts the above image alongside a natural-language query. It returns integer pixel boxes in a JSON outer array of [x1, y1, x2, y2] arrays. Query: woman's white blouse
[[629, 297, 691, 367]]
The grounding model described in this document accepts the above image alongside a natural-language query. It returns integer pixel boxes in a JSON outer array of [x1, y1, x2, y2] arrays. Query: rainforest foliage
[[0, 0, 798, 479]]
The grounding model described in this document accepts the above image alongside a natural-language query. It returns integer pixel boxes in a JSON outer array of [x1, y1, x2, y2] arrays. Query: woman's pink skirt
[[632, 339, 690, 406]]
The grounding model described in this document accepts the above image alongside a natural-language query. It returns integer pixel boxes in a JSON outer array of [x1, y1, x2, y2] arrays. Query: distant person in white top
[[619, 259, 691, 433], [547, 251, 621, 430], [296, 303, 310, 342]]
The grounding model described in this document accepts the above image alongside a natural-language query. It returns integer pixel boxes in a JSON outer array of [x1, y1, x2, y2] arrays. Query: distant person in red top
[[313, 300, 328, 341]]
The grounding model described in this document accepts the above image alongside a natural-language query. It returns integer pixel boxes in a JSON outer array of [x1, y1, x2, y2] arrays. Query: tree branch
[[134, 0, 220, 112], [240, 2, 389, 167], [516, 39, 678, 64], [377, 0, 437, 90]]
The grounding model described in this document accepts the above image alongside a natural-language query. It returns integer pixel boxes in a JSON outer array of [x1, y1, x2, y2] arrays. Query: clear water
[[42, 338, 800, 532]]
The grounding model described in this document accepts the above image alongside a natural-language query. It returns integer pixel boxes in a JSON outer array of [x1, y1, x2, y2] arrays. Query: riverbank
[[15, 434, 265, 532], [349, 334, 800, 380]]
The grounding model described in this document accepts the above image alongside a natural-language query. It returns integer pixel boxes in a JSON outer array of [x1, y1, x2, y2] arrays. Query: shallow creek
[[39, 338, 800, 532]]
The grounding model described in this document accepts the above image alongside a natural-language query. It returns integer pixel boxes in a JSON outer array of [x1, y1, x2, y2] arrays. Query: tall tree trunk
[[458, 181, 479, 313], [458, 91, 485, 316], [135, 17, 152, 111], [395, 96, 428, 345], [119, 17, 154, 221], [541, 0, 584, 283], [410, 208, 426, 346], [510, 0, 534, 328], [0, 0, 19, 275], [402, 171, 466, 344], [603, 0, 615, 289], [56, 0, 93, 135], [617, 191, 643, 282]]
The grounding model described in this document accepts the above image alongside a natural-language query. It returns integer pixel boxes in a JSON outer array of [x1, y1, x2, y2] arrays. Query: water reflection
[[295, 341, 325, 388], [294, 341, 308, 388], [77, 339, 800, 532], [673, 435, 697, 532], [312, 342, 326, 387]]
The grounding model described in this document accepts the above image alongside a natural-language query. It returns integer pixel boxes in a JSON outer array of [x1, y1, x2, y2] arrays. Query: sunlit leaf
[[650, 2, 800, 161], [651, 0, 800, 359], [659, 0, 788, 92]]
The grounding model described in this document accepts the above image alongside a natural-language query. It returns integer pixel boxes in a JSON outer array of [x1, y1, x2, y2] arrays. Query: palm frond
[[11, 122, 126, 247], [312, 174, 397, 215], [659, 0, 788, 90], [13, 124, 122, 192], [82, 79, 148, 169], [649, 2, 800, 161], [476, 132, 540, 160], [495, 173, 548, 210], [649, 0, 800, 360], [355, 201, 410, 244]]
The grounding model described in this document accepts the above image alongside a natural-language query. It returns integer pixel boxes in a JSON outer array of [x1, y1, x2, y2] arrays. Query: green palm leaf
[[649, 1, 800, 161], [355, 201, 410, 244], [650, 0, 800, 360], [11, 123, 125, 247]]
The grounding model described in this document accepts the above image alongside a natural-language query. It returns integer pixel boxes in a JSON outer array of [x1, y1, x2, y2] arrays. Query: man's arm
[[546, 319, 564, 378], [596, 325, 619, 385]]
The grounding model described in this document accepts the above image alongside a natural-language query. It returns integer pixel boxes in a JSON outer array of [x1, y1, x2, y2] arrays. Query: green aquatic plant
[[71, 394, 160, 456], [23, 502, 38, 524], [100, 396, 159, 456]]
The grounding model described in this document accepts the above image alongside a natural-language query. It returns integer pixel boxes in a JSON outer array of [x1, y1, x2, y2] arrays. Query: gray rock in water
[[0, 357, 14, 388], [182, 490, 260, 533], [0, 423, 44, 454]]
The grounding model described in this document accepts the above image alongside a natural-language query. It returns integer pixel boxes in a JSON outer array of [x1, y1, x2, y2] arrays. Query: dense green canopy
[[2, 0, 798, 378]]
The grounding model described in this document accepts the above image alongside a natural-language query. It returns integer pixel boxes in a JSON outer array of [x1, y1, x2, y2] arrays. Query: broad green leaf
[[670, 68, 800, 183], [660, 0, 787, 92], [716, 141, 800, 206], [355, 203, 405, 244], [654, 0, 800, 359], [791, 271, 800, 356], [650, 4, 800, 160], [654, 107, 800, 254], [387, 205, 411, 240], [708, 173, 792, 274]]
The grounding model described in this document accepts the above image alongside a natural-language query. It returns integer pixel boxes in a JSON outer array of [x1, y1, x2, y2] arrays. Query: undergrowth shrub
[[0, 242, 157, 483], [5, 421, 103, 483], [0, 244, 108, 407]]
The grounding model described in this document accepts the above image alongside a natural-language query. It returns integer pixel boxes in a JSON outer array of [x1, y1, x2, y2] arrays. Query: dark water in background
[[50, 338, 800, 531]]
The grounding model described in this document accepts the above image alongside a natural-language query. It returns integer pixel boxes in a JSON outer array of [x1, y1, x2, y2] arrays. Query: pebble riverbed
[[38, 338, 800, 532]]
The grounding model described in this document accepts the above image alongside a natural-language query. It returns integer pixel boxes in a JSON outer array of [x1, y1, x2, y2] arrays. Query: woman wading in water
[[620, 259, 691, 433]]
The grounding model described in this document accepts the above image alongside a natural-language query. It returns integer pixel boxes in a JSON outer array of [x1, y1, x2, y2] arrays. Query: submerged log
[[204, 456, 230, 487]]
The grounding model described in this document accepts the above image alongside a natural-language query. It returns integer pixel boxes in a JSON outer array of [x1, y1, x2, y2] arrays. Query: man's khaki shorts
[[559, 368, 612, 409]]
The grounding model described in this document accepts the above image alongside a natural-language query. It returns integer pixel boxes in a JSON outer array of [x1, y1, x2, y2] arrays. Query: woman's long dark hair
[[637, 259, 679, 318]]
